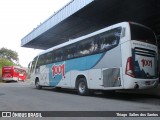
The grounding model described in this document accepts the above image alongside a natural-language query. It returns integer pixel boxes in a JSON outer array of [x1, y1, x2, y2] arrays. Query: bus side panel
[[70, 70, 89, 89], [39, 65, 50, 86], [58, 57, 88, 88], [49, 54, 103, 88], [102, 67, 122, 88], [13, 69, 19, 81], [70, 71, 79, 88], [47, 62, 71, 88], [93, 46, 122, 70], [88, 69, 103, 89], [56, 70, 71, 88], [121, 41, 132, 89], [92, 46, 123, 89]]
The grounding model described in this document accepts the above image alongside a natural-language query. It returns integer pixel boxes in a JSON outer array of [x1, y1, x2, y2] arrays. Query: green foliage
[[0, 47, 19, 64], [0, 58, 14, 68], [0, 47, 19, 82]]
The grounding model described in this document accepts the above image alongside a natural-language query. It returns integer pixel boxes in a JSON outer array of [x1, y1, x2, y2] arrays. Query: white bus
[[28, 22, 159, 95]]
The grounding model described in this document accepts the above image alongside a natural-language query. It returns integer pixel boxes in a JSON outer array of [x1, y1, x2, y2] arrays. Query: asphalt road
[[0, 81, 160, 120]]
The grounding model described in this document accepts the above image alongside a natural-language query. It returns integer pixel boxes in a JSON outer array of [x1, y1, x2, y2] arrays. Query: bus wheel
[[35, 79, 42, 89], [77, 78, 89, 96]]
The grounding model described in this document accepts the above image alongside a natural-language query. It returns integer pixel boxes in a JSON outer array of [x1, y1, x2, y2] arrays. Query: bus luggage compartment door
[[102, 68, 121, 87]]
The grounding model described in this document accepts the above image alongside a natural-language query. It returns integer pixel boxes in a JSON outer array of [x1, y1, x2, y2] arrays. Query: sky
[[0, 0, 71, 67]]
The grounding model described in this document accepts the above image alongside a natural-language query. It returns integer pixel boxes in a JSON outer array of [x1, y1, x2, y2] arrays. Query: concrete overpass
[[21, 0, 160, 50]]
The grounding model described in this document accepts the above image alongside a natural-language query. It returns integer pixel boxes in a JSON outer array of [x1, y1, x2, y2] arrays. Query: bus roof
[[38, 21, 155, 57], [3, 66, 26, 70], [37, 22, 130, 57]]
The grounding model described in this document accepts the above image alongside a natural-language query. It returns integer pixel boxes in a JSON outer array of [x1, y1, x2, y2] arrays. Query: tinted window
[[130, 24, 156, 45], [37, 27, 121, 66], [14, 68, 19, 73], [37, 54, 45, 66], [77, 27, 121, 57], [31, 57, 38, 73], [65, 44, 77, 59], [54, 49, 64, 62], [77, 37, 95, 56], [97, 27, 121, 52]]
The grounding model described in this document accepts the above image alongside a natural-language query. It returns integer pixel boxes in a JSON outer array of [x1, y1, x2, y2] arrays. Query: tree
[[0, 47, 19, 65], [0, 58, 14, 68]]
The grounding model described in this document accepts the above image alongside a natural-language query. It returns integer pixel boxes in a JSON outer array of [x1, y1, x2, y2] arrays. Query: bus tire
[[77, 78, 89, 96], [35, 79, 42, 89]]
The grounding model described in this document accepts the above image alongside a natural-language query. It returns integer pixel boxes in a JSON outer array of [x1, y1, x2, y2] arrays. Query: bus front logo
[[52, 63, 65, 78]]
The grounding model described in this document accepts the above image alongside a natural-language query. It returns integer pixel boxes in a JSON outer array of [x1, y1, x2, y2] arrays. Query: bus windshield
[[130, 23, 156, 45]]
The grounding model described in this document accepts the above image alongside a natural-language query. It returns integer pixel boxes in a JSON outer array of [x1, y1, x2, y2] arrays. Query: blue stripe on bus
[[47, 53, 104, 86]]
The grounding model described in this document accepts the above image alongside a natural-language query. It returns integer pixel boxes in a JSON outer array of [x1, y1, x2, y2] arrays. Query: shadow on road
[[35, 87, 160, 106], [98, 91, 160, 105]]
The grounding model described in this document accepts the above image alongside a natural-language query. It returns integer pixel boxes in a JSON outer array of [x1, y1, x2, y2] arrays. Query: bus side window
[[46, 52, 52, 64], [93, 36, 101, 54], [66, 44, 76, 59], [61, 47, 66, 60], [14, 68, 18, 73], [77, 37, 101, 56], [52, 51, 56, 63], [87, 38, 96, 54], [77, 39, 91, 56], [31, 57, 38, 73], [35, 56, 41, 74], [37, 55, 43, 67], [54, 49, 63, 62], [98, 27, 121, 52]]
